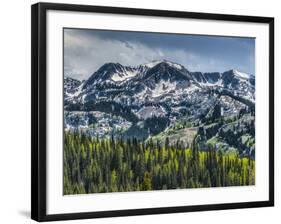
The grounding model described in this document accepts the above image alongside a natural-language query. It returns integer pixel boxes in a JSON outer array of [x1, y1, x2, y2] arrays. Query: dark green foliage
[[84, 101, 139, 123], [212, 104, 221, 122], [64, 132, 255, 195], [143, 116, 170, 135]]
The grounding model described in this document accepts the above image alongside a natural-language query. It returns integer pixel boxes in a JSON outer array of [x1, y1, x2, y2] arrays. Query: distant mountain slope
[[64, 59, 254, 113], [64, 60, 255, 157]]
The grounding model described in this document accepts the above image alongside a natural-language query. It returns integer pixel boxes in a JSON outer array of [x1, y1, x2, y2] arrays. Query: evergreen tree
[[63, 131, 255, 194]]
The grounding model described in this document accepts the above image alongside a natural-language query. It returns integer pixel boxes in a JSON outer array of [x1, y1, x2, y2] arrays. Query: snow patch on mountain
[[199, 79, 223, 87], [143, 60, 183, 70], [111, 69, 138, 82], [233, 69, 253, 80], [165, 61, 183, 70], [144, 60, 163, 68], [151, 80, 177, 97], [69, 83, 84, 97], [136, 106, 167, 119]]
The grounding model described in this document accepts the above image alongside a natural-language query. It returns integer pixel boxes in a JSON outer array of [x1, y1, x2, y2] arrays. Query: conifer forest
[[64, 131, 255, 194]]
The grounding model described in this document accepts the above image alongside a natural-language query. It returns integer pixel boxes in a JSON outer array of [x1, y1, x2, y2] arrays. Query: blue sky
[[64, 28, 255, 80]]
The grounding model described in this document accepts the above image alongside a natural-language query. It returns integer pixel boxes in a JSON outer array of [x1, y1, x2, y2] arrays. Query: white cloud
[[64, 29, 236, 80], [64, 30, 163, 80]]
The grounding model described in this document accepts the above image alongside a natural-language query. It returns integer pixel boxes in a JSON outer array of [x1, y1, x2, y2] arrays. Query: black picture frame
[[31, 2, 274, 222]]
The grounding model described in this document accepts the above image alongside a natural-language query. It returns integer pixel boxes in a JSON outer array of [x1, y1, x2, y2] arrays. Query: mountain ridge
[[64, 60, 255, 158], [65, 60, 254, 105], [65, 60, 254, 94]]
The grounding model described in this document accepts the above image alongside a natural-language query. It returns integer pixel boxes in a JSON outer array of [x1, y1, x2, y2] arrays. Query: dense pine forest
[[63, 131, 255, 195]]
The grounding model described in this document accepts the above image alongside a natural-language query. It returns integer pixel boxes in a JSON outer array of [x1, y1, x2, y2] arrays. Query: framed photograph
[[31, 2, 274, 222]]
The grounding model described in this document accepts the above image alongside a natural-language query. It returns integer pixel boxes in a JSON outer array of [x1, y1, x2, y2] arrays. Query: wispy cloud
[[64, 29, 165, 80], [64, 29, 254, 80]]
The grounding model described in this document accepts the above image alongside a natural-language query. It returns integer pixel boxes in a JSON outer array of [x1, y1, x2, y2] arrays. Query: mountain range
[[64, 60, 255, 158]]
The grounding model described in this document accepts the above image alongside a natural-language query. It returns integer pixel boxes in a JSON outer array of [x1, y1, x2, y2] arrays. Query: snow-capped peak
[[111, 68, 138, 82], [143, 59, 184, 70], [143, 60, 164, 68], [233, 69, 253, 80], [110, 60, 185, 82]]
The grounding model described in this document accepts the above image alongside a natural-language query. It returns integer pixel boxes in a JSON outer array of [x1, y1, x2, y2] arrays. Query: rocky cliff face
[[64, 60, 255, 158]]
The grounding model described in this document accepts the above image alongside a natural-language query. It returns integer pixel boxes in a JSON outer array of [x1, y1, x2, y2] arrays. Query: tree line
[[64, 132, 255, 195]]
